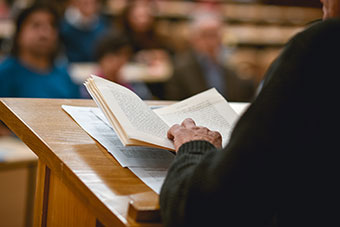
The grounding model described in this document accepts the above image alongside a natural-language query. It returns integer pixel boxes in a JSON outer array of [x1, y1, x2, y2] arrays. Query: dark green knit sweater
[[160, 19, 340, 227]]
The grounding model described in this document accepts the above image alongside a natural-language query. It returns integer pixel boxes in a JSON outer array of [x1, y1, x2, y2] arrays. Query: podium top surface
[[0, 98, 166, 227]]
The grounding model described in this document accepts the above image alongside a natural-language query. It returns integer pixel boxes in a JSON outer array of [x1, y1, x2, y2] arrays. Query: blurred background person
[[0, 3, 81, 135], [117, 0, 171, 55], [0, 0, 10, 19], [93, 31, 152, 99], [165, 12, 256, 102], [60, 0, 108, 62], [0, 3, 80, 98], [117, 0, 173, 99]]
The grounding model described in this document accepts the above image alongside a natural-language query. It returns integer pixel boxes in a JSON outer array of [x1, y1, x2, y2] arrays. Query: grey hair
[[189, 11, 224, 33]]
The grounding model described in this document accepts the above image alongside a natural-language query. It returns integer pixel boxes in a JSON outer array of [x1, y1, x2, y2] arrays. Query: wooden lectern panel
[[0, 98, 167, 227]]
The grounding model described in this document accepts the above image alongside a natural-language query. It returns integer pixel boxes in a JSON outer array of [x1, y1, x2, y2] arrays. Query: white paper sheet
[[62, 103, 249, 194], [129, 167, 168, 194], [62, 105, 175, 168], [228, 102, 250, 115]]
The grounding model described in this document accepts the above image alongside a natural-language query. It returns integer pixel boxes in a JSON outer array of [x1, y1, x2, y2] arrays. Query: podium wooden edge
[[0, 99, 125, 226], [0, 98, 167, 226], [128, 192, 161, 223]]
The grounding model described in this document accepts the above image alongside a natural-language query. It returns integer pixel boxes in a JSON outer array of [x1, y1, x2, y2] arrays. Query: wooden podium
[[0, 98, 166, 227]]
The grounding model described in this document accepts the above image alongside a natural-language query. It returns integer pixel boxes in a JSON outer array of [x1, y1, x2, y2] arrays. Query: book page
[[154, 88, 239, 147], [85, 75, 174, 150], [62, 105, 175, 167]]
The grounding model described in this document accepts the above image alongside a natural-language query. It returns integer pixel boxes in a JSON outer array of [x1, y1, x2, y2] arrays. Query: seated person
[[60, 0, 108, 62], [0, 0, 10, 19], [118, 0, 171, 55], [160, 1, 340, 226], [117, 0, 173, 99], [165, 12, 256, 102], [0, 3, 80, 98], [93, 32, 152, 99], [0, 4, 80, 135]]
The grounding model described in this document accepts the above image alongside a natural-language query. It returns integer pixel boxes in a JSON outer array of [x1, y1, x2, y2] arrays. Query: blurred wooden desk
[[0, 98, 167, 227], [69, 63, 171, 85], [0, 19, 14, 39], [0, 136, 37, 227]]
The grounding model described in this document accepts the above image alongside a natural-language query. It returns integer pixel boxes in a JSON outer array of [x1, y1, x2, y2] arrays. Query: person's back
[[251, 19, 340, 226], [269, 18, 339, 225], [160, 16, 340, 227]]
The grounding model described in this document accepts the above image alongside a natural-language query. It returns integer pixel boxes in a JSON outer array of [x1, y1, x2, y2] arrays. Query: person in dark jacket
[[165, 12, 255, 102], [165, 13, 255, 102], [160, 1, 340, 226]]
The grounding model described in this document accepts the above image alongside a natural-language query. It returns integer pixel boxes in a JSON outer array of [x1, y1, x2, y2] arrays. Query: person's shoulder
[[0, 57, 20, 75], [0, 56, 18, 68], [292, 18, 340, 43], [307, 18, 340, 31]]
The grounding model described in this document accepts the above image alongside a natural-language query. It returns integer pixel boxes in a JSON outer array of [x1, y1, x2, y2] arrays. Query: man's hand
[[167, 118, 222, 152]]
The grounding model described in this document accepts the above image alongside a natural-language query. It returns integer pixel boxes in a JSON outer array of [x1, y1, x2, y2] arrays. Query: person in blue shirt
[[0, 57, 80, 98], [59, 0, 108, 62], [0, 3, 80, 99], [0, 3, 80, 135]]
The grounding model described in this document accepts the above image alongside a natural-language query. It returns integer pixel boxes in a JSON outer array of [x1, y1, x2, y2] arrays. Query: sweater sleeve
[[159, 35, 299, 225], [160, 141, 217, 227], [159, 107, 281, 227]]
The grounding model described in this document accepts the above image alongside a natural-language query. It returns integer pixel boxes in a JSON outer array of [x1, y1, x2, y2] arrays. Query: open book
[[84, 75, 239, 151]]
